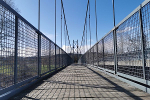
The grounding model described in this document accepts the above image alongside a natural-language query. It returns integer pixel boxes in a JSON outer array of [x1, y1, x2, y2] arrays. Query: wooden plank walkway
[[11, 64, 150, 100]]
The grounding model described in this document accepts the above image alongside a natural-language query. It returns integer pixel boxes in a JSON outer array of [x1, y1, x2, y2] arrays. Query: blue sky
[[13, 0, 144, 52]]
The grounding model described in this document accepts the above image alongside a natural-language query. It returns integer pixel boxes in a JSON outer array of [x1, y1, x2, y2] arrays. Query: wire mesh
[[64, 52, 67, 66], [104, 32, 114, 71], [0, 4, 15, 89], [93, 45, 97, 66], [116, 11, 143, 78], [86, 51, 89, 64], [62, 50, 64, 66], [85, 51, 88, 64], [98, 40, 104, 68], [56, 46, 59, 68], [41, 36, 50, 74], [17, 19, 38, 82], [50, 43, 55, 71], [78, 0, 150, 83], [91, 47, 94, 65], [89, 48, 92, 64], [141, 2, 150, 80], [60, 49, 62, 67], [0, 0, 73, 95]]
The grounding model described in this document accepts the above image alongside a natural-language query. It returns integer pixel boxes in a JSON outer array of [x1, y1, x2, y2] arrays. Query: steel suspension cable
[[86, 17, 87, 51], [112, 0, 116, 27], [95, 0, 99, 67], [95, 0, 98, 42], [55, 0, 56, 69], [55, 0, 56, 44], [61, 0, 72, 50], [80, 0, 89, 52], [61, 0, 62, 48], [89, 0, 91, 49], [64, 20, 66, 51], [38, 0, 40, 30]]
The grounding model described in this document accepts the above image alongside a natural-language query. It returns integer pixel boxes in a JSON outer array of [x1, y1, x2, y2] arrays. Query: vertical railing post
[[59, 48, 60, 68], [14, 15, 18, 84], [38, 33, 41, 77], [87, 51, 89, 64], [63, 51, 64, 67], [102, 39, 105, 69], [77, 40, 78, 62], [49, 42, 51, 71], [62, 51, 64, 67], [113, 29, 118, 74], [90, 49, 91, 65], [73, 40, 74, 63], [97, 42, 99, 67], [55, 45, 56, 70], [139, 7, 146, 79], [93, 48, 94, 66], [61, 49, 63, 67], [65, 52, 66, 67]]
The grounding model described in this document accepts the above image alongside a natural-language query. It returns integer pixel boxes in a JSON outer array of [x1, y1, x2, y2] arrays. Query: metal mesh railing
[[142, 1, 150, 80], [116, 11, 143, 78], [56, 46, 60, 68], [41, 35, 50, 74], [0, 0, 73, 95], [0, 3, 15, 89], [79, 0, 150, 80], [98, 40, 104, 68], [17, 19, 38, 82], [104, 31, 114, 71], [50, 42, 56, 71]]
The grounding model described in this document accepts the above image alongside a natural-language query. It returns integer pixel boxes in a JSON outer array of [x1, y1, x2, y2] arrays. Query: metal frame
[[79, 0, 150, 93], [0, 0, 73, 99], [14, 15, 18, 84], [113, 29, 117, 74], [139, 6, 146, 80], [38, 34, 41, 77]]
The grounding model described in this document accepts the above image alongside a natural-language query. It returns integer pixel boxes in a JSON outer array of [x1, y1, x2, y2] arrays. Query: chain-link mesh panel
[[90, 47, 94, 65], [62, 51, 65, 66], [142, 2, 150, 80], [0, 0, 73, 95], [50, 43, 55, 70], [90, 48, 93, 64], [41, 36, 50, 74], [62, 50, 64, 66], [86, 51, 89, 64], [64, 52, 68, 66], [65, 52, 68, 65], [93, 45, 97, 66], [60, 49, 62, 67], [104, 32, 114, 71], [82, 53, 85, 64], [86, 50, 89, 64], [98, 40, 104, 68], [0, 5, 15, 89], [17, 19, 38, 83], [116, 11, 143, 78], [56, 46, 59, 68], [85, 51, 88, 64]]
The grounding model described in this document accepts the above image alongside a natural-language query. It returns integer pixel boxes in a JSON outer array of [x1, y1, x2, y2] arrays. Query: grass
[[0, 64, 66, 88], [0, 65, 14, 75], [0, 64, 65, 76]]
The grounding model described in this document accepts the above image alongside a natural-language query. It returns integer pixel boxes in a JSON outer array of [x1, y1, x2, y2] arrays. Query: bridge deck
[[11, 64, 150, 100]]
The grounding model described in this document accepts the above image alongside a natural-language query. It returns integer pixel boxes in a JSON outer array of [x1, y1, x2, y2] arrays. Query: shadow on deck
[[10, 64, 150, 100]]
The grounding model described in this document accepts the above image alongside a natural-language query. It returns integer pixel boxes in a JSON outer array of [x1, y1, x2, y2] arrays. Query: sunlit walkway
[[11, 64, 150, 100]]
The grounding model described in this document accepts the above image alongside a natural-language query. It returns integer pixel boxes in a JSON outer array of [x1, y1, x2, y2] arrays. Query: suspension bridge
[[1, 0, 150, 99]]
